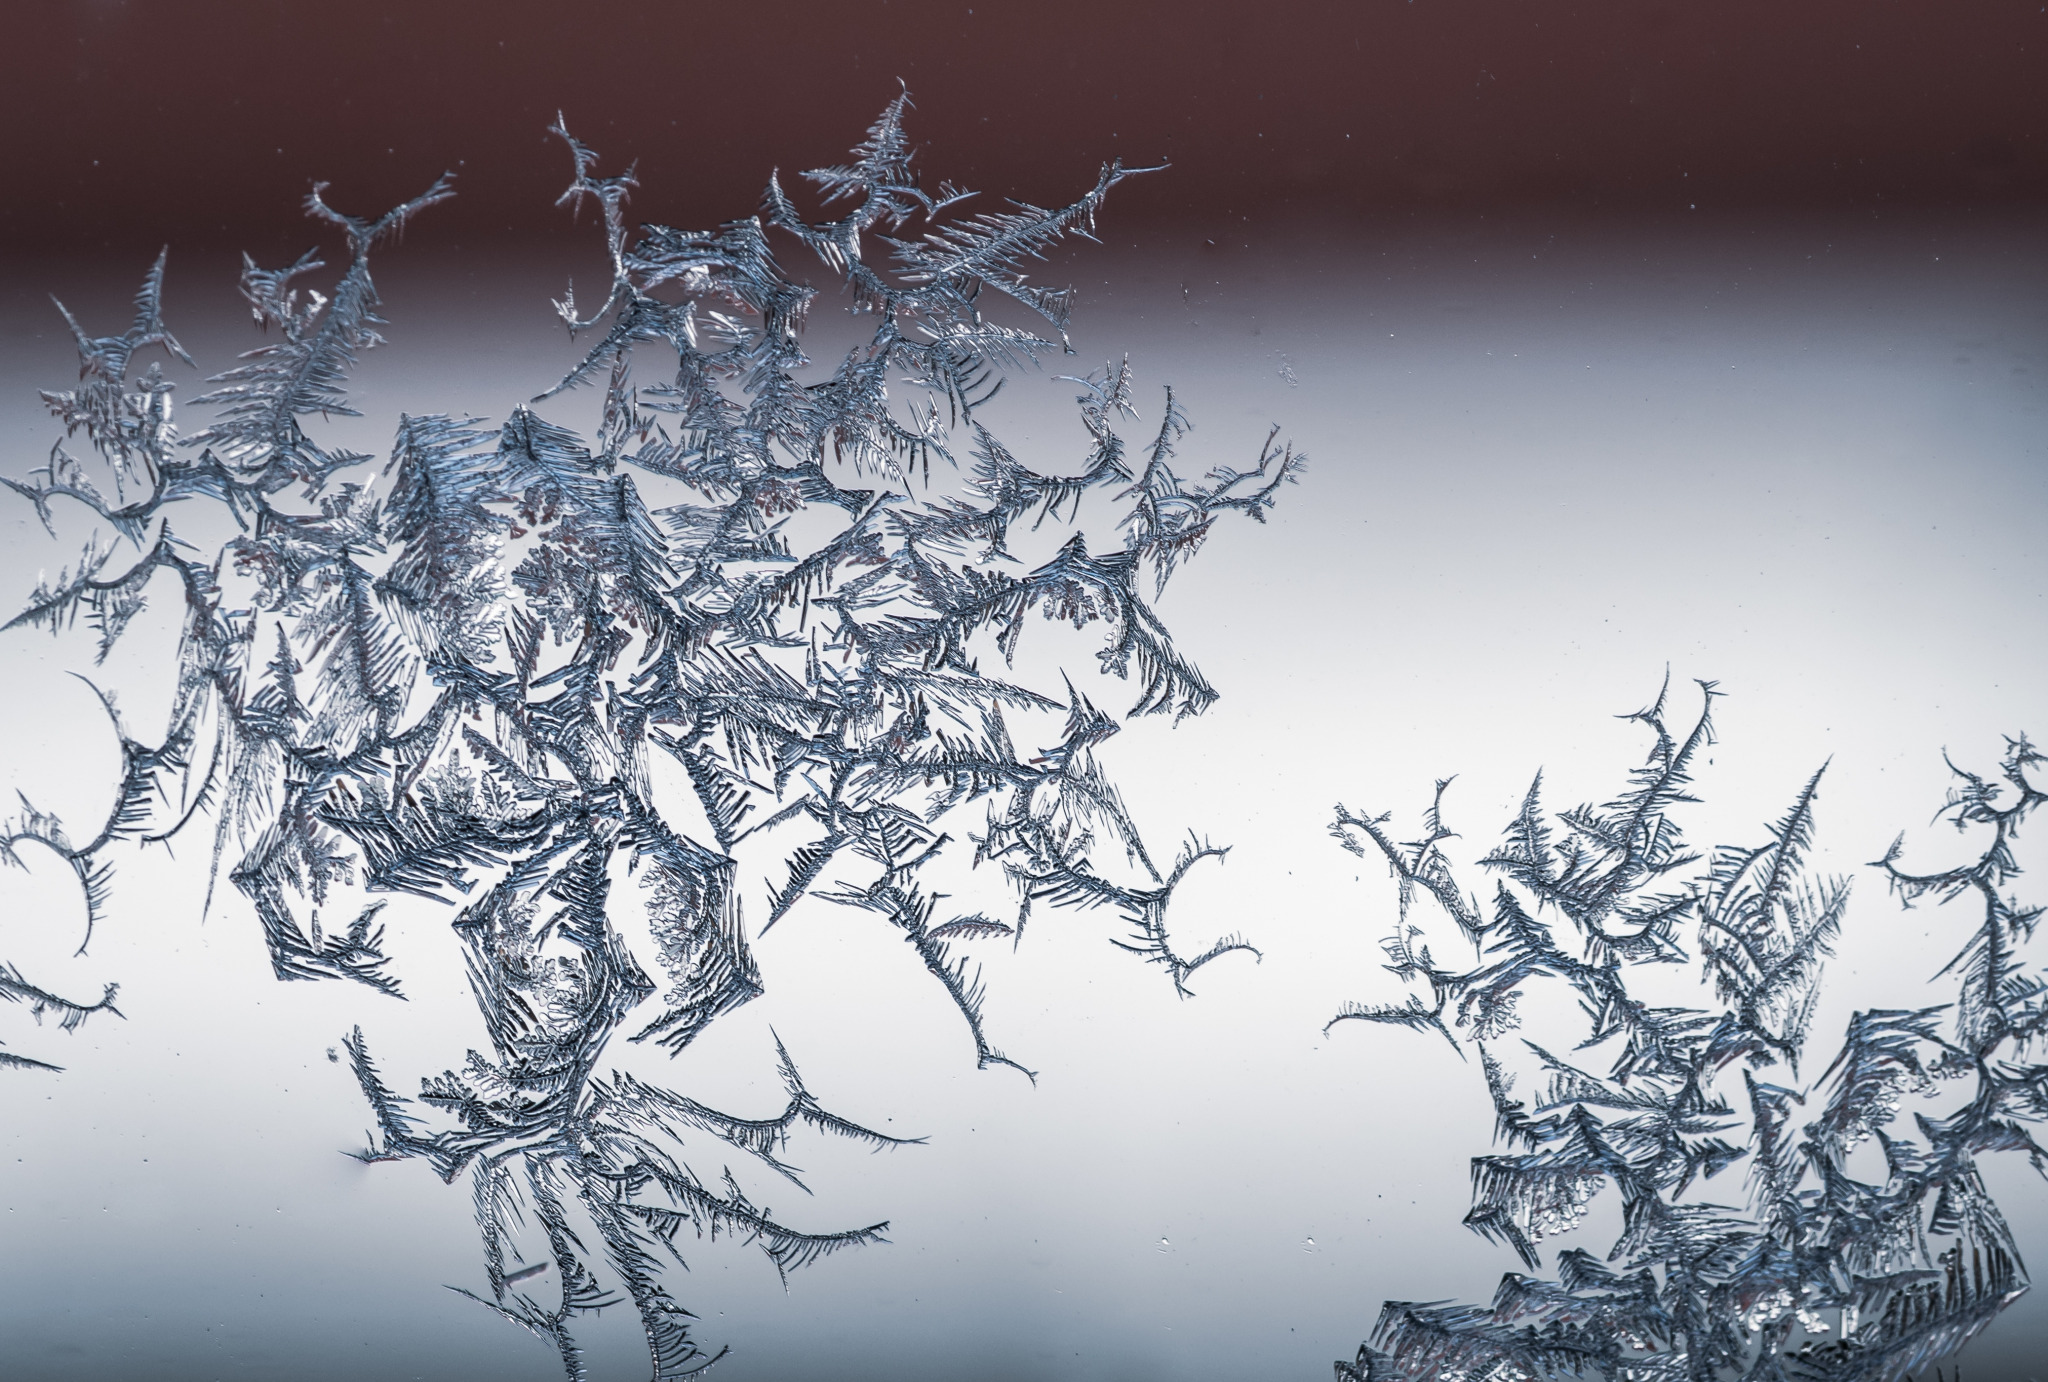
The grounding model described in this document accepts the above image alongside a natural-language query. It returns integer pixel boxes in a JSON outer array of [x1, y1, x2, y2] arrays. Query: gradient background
[[3, 3, 2046, 1379]]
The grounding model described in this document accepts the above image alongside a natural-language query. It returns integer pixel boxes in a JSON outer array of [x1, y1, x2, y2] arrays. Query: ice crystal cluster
[[1329, 680, 2045, 1382], [2, 96, 1298, 1377]]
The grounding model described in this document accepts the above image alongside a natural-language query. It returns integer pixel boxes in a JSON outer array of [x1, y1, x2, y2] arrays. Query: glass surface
[[3, 111, 2045, 1382]]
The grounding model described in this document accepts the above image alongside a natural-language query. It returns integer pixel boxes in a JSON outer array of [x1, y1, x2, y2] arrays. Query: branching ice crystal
[[2, 94, 1298, 1377], [1329, 679, 2043, 1382]]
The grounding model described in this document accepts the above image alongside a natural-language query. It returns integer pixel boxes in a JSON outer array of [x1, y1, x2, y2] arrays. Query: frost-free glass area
[[4, 77, 2047, 1382]]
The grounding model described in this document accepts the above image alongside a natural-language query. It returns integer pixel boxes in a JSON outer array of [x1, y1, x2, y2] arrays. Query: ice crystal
[[1331, 681, 2043, 1382], [3, 95, 1297, 1377]]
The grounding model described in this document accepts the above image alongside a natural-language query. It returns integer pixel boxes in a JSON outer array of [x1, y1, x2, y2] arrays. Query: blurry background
[[2, 3, 2045, 1380], [7, 0, 2047, 257]]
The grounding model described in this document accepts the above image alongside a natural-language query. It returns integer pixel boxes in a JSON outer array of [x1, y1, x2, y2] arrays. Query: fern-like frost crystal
[[3, 95, 1298, 1377], [1329, 681, 2044, 1382]]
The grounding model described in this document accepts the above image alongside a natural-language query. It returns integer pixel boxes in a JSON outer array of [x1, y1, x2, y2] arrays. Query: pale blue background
[[2, 204, 2044, 1379]]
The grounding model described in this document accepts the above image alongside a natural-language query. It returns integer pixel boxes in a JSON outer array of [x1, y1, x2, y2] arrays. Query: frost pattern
[[3, 95, 1297, 1377], [1330, 681, 2043, 1382]]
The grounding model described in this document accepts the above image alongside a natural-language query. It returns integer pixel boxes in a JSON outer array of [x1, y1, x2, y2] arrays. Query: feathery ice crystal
[[2, 94, 1300, 1378], [1328, 679, 2044, 1382]]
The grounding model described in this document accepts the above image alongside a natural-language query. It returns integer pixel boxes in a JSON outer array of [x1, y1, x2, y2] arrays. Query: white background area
[[1, 204, 2044, 1380]]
